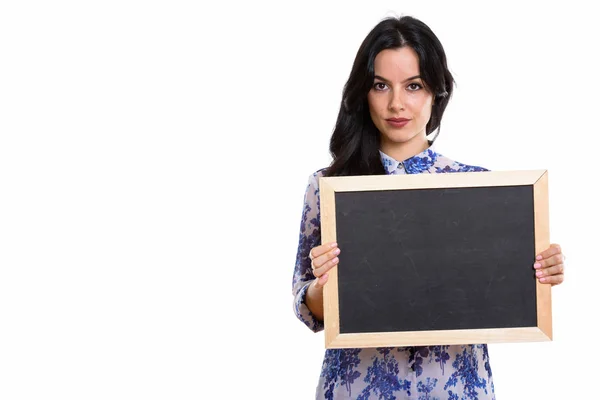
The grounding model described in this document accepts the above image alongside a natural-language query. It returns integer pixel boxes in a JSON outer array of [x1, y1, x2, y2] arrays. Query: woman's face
[[367, 47, 434, 156]]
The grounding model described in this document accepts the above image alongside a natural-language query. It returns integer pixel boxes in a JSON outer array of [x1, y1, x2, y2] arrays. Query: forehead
[[373, 47, 420, 78]]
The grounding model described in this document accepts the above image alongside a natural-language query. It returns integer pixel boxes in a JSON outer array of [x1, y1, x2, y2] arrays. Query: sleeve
[[291, 171, 324, 333]]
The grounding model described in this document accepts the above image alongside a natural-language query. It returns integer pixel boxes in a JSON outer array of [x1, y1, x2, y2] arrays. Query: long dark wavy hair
[[325, 16, 455, 177]]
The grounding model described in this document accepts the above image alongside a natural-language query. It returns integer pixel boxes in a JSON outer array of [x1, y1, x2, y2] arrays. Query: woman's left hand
[[534, 243, 565, 286]]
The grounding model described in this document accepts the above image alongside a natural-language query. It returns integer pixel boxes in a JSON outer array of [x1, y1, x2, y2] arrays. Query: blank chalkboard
[[319, 170, 551, 349]]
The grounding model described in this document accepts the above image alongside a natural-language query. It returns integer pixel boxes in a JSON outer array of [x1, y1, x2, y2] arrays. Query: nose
[[388, 89, 405, 112]]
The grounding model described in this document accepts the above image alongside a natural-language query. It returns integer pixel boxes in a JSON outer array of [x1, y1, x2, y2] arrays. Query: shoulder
[[302, 168, 328, 200], [306, 168, 328, 188], [433, 153, 490, 173]]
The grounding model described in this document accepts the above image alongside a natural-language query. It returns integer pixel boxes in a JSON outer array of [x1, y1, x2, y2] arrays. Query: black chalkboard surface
[[319, 170, 552, 349]]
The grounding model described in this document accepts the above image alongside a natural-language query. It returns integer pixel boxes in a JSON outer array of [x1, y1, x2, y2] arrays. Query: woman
[[292, 16, 565, 399]]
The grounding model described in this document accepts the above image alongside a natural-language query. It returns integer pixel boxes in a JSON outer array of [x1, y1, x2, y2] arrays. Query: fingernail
[[536, 271, 543, 277], [540, 277, 546, 283], [333, 248, 340, 255], [332, 257, 339, 263], [536, 255, 542, 260], [534, 263, 542, 269], [330, 242, 338, 248]]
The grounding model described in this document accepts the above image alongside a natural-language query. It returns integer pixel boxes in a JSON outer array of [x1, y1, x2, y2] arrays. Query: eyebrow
[[374, 74, 421, 83]]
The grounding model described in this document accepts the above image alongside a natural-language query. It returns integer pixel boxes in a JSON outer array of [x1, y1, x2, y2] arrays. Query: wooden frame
[[319, 170, 551, 349]]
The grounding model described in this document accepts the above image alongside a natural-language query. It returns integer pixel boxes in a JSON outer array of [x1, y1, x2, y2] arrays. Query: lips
[[387, 118, 409, 122], [386, 118, 410, 128]]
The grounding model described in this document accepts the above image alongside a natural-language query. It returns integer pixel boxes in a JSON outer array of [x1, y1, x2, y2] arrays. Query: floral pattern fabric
[[292, 148, 494, 399]]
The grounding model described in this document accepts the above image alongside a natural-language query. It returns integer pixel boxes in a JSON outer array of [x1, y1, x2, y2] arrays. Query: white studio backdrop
[[0, 1, 596, 399]]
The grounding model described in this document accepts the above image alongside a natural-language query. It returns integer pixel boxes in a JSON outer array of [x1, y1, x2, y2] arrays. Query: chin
[[382, 132, 420, 144]]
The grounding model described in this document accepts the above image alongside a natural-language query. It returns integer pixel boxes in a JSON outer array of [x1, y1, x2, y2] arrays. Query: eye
[[373, 82, 388, 91], [407, 82, 423, 91]]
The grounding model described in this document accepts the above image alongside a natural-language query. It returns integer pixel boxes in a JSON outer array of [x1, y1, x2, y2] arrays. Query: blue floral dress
[[292, 148, 495, 400]]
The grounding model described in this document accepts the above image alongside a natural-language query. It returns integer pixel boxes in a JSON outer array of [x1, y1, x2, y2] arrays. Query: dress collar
[[379, 147, 439, 174]]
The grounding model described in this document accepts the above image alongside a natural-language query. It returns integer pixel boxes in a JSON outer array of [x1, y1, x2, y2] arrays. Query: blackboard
[[319, 170, 551, 349]]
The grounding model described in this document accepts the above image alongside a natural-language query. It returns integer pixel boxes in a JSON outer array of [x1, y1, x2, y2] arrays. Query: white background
[[0, 1, 597, 399]]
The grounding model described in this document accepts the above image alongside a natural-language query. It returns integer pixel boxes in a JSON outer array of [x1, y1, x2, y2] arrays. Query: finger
[[309, 242, 338, 260], [313, 246, 341, 270], [536, 243, 561, 261], [312, 254, 340, 277], [539, 273, 564, 286], [313, 273, 329, 289], [534, 254, 564, 270], [535, 263, 564, 280]]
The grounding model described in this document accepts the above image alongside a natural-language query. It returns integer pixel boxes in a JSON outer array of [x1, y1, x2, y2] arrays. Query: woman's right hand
[[309, 242, 340, 289]]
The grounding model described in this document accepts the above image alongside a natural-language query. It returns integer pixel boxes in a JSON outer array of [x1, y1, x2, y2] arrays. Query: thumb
[[313, 273, 329, 290]]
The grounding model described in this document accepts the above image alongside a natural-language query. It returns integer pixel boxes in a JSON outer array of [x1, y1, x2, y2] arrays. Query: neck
[[380, 134, 429, 162]]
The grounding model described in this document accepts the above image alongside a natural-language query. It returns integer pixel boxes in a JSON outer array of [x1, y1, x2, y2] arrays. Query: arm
[[291, 172, 324, 332]]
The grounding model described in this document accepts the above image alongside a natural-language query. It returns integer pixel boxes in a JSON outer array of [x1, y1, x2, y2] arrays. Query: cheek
[[368, 100, 382, 123], [367, 94, 378, 114], [369, 93, 389, 112], [409, 96, 433, 119], [422, 103, 433, 121]]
